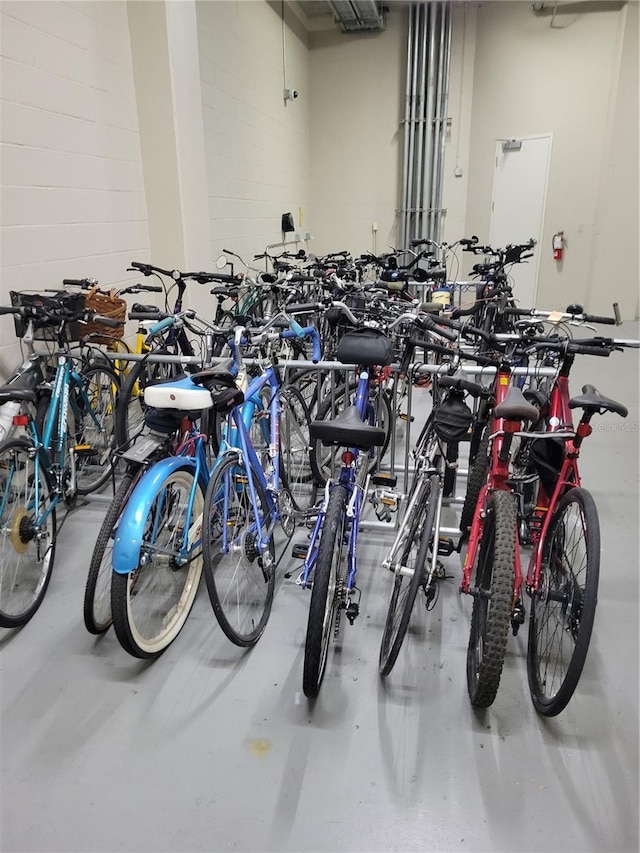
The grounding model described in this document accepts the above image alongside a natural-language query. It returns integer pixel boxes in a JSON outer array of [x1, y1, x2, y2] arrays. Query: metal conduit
[[400, 1, 452, 249]]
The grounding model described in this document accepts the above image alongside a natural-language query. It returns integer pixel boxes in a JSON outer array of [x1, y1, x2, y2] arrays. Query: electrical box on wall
[[281, 212, 295, 233]]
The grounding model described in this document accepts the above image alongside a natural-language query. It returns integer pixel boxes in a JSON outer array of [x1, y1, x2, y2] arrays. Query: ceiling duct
[[327, 1, 387, 32]]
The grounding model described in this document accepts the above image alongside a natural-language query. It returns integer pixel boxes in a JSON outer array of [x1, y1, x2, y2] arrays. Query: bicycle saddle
[[493, 385, 539, 422], [569, 384, 628, 417], [310, 405, 386, 450]]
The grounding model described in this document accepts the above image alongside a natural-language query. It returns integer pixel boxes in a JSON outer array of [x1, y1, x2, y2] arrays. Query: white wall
[[308, 11, 406, 257], [464, 0, 638, 316], [197, 0, 311, 274], [0, 0, 149, 376]]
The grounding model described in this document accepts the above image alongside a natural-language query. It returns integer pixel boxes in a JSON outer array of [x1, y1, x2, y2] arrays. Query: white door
[[489, 134, 552, 308]]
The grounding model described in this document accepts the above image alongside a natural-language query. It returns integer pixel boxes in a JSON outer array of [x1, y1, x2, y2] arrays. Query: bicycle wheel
[[114, 351, 181, 449], [83, 468, 136, 634], [459, 427, 489, 533], [279, 384, 313, 510], [310, 384, 392, 486], [527, 487, 599, 716], [0, 438, 57, 628], [466, 489, 516, 707], [73, 364, 120, 495], [110, 466, 204, 658], [202, 453, 275, 647], [379, 474, 439, 677], [303, 484, 348, 698]]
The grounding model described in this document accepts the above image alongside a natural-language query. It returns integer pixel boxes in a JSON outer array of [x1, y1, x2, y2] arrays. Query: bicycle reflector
[[13, 414, 29, 427], [433, 391, 473, 443]]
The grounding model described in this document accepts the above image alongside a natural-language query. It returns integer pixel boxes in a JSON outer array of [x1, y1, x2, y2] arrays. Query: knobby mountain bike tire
[[303, 484, 349, 698], [466, 489, 516, 708], [459, 427, 490, 534], [83, 469, 136, 634], [379, 473, 440, 677], [110, 466, 204, 658], [0, 438, 57, 628], [527, 487, 600, 716], [202, 452, 275, 647]]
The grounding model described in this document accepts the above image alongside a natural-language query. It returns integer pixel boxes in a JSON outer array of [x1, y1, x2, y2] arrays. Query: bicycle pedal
[[372, 473, 397, 487], [436, 537, 454, 557], [345, 601, 360, 624], [291, 543, 308, 560], [399, 413, 415, 422]]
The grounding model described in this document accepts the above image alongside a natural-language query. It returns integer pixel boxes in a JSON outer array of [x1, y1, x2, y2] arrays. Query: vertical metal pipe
[[412, 5, 427, 242], [432, 2, 447, 243], [434, 2, 452, 243], [422, 2, 438, 241], [405, 6, 419, 249], [401, 7, 415, 250]]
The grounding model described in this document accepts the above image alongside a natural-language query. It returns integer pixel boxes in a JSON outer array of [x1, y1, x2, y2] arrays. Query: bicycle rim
[[0, 439, 57, 627]]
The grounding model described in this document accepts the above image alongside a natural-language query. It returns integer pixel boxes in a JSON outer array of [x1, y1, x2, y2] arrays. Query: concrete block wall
[[0, 0, 149, 376], [196, 0, 310, 270]]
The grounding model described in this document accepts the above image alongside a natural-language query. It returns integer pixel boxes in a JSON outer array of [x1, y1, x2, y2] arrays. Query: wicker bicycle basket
[[83, 287, 127, 344]]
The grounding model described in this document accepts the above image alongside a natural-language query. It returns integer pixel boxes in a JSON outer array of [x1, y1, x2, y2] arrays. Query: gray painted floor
[[1, 323, 638, 853]]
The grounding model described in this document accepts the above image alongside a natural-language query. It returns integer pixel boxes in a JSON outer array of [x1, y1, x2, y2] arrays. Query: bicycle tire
[[379, 473, 440, 677], [73, 364, 120, 495], [83, 469, 136, 634], [459, 427, 489, 533], [0, 438, 57, 628], [310, 383, 392, 486], [114, 351, 181, 450], [303, 484, 348, 697], [279, 384, 313, 511], [466, 489, 516, 707], [110, 466, 203, 658], [527, 487, 600, 716], [202, 452, 275, 647]]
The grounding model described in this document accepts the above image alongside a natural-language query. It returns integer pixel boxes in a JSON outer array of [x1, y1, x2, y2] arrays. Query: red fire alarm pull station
[[553, 231, 564, 261]]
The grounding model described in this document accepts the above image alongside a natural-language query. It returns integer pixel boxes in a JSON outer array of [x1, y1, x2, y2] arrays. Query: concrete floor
[[1, 323, 638, 853]]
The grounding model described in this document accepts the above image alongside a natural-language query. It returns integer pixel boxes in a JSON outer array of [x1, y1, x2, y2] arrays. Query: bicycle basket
[[336, 327, 394, 367], [433, 390, 473, 443], [9, 290, 86, 341], [83, 287, 127, 344]]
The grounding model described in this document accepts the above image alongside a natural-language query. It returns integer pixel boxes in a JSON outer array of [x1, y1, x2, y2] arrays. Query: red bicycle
[[460, 323, 638, 714]]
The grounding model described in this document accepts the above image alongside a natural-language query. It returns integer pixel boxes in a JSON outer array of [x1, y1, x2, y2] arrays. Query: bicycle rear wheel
[[73, 364, 120, 495], [111, 466, 203, 658], [279, 384, 313, 511], [83, 469, 136, 634], [379, 474, 439, 677], [0, 438, 57, 628], [202, 453, 275, 647], [527, 487, 599, 716], [303, 484, 348, 698], [466, 489, 516, 707]]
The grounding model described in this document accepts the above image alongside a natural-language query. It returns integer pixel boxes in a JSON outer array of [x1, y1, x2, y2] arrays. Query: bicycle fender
[[112, 456, 198, 575]]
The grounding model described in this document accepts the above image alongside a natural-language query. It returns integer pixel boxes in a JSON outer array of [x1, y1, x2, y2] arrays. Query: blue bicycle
[[109, 314, 320, 657], [0, 296, 121, 628]]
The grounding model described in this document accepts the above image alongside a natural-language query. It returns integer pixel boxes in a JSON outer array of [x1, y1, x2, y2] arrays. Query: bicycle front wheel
[[0, 439, 57, 628], [279, 384, 313, 511], [83, 469, 137, 634], [527, 487, 599, 716], [111, 467, 204, 658], [202, 453, 275, 647], [303, 484, 348, 698], [466, 489, 516, 707], [379, 474, 440, 677]]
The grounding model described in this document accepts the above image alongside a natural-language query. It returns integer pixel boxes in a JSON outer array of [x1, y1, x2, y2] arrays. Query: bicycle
[[0, 296, 121, 628], [460, 318, 638, 713], [107, 314, 320, 657], [294, 307, 452, 697]]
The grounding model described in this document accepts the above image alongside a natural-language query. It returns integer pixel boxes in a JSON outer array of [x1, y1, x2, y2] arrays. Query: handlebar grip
[[91, 314, 122, 328], [419, 315, 458, 342], [148, 316, 176, 335], [287, 302, 324, 313], [450, 304, 478, 319], [63, 278, 92, 287], [129, 311, 166, 321], [0, 306, 20, 315], [569, 344, 611, 357], [309, 328, 321, 363], [583, 313, 616, 325], [129, 261, 148, 271], [136, 284, 163, 293], [207, 273, 238, 284]]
